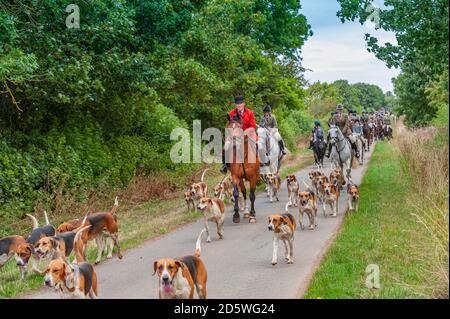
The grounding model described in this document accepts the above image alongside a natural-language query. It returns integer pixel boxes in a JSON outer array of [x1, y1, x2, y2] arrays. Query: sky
[[300, 0, 400, 92]]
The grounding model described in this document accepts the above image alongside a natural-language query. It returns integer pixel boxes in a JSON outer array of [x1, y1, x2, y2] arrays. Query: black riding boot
[[220, 150, 228, 174], [352, 142, 360, 158], [325, 143, 332, 158], [278, 140, 286, 155]]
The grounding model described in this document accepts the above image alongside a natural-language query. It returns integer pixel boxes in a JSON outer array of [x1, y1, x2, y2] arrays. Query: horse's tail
[[200, 168, 209, 182]]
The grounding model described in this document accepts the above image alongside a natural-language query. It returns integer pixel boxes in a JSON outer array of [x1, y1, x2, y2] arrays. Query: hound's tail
[[73, 225, 92, 264], [302, 179, 312, 191], [194, 229, 206, 258], [109, 196, 119, 220], [26, 214, 39, 230], [43, 210, 50, 225], [285, 202, 290, 213], [200, 168, 209, 182]]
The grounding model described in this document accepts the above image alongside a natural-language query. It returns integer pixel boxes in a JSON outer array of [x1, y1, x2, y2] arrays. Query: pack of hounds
[[0, 166, 360, 299]]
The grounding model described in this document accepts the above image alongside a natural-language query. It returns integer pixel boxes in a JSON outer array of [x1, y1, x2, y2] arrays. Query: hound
[[44, 226, 98, 299], [14, 211, 56, 275], [321, 182, 339, 217], [286, 174, 299, 207], [153, 229, 207, 299], [78, 197, 122, 264], [297, 182, 318, 230], [268, 213, 296, 265], [213, 178, 233, 202], [329, 168, 345, 191], [347, 184, 360, 211], [190, 169, 209, 207], [0, 235, 28, 279], [197, 197, 225, 242], [35, 216, 88, 262], [308, 170, 323, 198], [184, 190, 196, 211], [266, 173, 281, 203]]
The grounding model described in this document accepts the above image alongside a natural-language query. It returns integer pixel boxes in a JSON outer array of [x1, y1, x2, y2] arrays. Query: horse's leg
[[232, 183, 240, 223], [249, 179, 257, 223], [239, 179, 249, 218]]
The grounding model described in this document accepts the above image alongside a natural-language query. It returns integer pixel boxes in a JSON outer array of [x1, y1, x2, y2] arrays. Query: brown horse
[[225, 115, 260, 223]]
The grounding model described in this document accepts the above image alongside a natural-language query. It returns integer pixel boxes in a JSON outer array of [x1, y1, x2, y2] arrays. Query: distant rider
[[325, 104, 360, 158], [259, 105, 286, 156], [309, 120, 324, 149]]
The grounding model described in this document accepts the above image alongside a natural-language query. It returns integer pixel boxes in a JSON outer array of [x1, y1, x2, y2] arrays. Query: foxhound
[[153, 229, 207, 299], [268, 213, 296, 265]]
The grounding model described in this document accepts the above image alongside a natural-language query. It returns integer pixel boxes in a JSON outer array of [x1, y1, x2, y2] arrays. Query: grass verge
[[304, 141, 438, 299], [1, 146, 313, 298]]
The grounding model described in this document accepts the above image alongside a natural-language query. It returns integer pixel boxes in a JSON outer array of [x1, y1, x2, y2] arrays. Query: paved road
[[22, 147, 375, 299]]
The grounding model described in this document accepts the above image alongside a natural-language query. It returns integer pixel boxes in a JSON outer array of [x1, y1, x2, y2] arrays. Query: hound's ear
[[208, 198, 213, 204], [153, 261, 158, 276], [279, 216, 284, 224], [174, 260, 184, 269]]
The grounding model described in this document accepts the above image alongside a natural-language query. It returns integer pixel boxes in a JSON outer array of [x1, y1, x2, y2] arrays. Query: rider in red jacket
[[221, 96, 257, 174]]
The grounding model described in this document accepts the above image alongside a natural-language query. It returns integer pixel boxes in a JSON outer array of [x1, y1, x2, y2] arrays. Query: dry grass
[[394, 119, 449, 298]]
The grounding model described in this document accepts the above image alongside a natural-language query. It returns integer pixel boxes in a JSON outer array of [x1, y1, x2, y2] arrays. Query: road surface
[[22, 147, 375, 299]]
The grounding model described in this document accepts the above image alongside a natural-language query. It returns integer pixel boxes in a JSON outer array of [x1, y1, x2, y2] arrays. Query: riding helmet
[[314, 120, 321, 126], [336, 104, 344, 110], [234, 96, 245, 104], [263, 105, 272, 113]]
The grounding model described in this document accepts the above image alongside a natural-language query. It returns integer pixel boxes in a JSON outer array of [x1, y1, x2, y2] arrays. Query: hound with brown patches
[[308, 170, 324, 199], [14, 211, 56, 276], [44, 226, 98, 299], [286, 174, 299, 207], [184, 191, 196, 211], [197, 197, 225, 242], [190, 169, 209, 207], [297, 188, 318, 230], [329, 168, 345, 191], [321, 182, 340, 217], [347, 184, 360, 211], [266, 173, 281, 203], [316, 175, 329, 203], [153, 229, 207, 299], [78, 197, 123, 264], [35, 216, 88, 263], [213, 178, 233, 202], [268, 214, 296, 265], [0, 235, 28, 279]]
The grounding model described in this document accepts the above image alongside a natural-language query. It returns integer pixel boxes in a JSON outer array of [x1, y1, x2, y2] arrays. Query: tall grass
[[394, 120, 449, 298]]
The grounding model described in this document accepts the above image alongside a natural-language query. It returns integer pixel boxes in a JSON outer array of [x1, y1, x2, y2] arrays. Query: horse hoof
[[233, 216, 240, 223], [249, 216, 257, 223]]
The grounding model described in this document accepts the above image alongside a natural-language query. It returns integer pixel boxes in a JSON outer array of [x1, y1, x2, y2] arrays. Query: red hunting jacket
[[228, 107, 257, 140]]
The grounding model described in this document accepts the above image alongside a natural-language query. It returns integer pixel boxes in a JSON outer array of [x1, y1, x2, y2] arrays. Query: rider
[[309, 120, 324, 149], [361, 110, 370, 124], [220, 96, 257, 174], [325, 103, 360, 158], [259, 104, 286, 156]]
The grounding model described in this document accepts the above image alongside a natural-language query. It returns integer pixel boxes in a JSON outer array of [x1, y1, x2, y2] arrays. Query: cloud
[[301, 25, 400, 92]]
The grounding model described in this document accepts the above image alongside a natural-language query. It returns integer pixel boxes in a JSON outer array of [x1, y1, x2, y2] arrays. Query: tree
[[337, 0, 449, 125]]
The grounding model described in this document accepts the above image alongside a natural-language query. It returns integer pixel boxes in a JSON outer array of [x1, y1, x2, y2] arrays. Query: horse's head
[[225, 113, 243, 146], [328, 125, 342, 145]]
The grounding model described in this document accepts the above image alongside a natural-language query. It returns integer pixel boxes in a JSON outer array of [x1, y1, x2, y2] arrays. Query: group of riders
[[220, 95, 394, 174]]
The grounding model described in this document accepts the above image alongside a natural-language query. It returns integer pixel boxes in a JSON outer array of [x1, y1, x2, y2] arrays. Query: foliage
[[337, 0, 449, 126], [0, 0, 311, 227]]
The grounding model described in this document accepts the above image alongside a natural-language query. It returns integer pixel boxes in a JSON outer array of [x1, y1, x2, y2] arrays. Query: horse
[[224, 115, 260, 223], [353, 132, 365, 165], [328, 125, 353, 182], [312, 138, 326, 168], [257, 126, 281, 176]]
